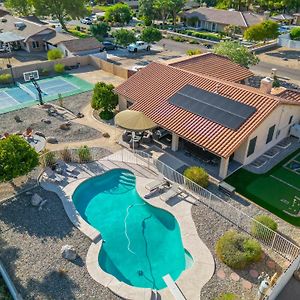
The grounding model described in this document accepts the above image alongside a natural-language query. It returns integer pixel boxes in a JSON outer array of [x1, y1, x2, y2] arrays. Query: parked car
[[102, 41, 118, 51], [80, 17, 93, 25], [127, 41, 151, 52]]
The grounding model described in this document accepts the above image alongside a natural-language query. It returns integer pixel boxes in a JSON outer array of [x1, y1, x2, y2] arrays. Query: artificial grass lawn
[[226, 149, 300, 226]]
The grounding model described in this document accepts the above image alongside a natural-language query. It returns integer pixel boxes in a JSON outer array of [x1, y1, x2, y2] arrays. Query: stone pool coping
[[40, 169, 215, 300]]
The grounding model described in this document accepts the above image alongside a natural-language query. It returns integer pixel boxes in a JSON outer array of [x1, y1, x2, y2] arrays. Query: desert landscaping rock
[[31, 193, 43, 206], [61, 245, 77, 261], [46, 137, 58, 144]]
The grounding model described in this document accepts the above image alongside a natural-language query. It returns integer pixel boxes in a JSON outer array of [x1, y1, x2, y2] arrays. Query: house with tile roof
[[182, 7, 263, 32], [115, 60, 300, 178]]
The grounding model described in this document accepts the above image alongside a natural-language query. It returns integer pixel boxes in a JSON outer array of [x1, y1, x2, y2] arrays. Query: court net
[[16, 82, 37, 100]]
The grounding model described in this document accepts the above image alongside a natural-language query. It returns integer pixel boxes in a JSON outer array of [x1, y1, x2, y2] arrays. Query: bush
[[68, 29, 90, 38], [100, 110, 114, 120], [77, 145, 92, 163], [215, 293, 239, 300], [47, 48, 63, 60], [60, 147, 72, 162], [290, 27, 300, 41], [186, 49, 201, 56], [40, 68, 50, 76], [183, 166, 209, 188], [216, 230, 262, 269], [54, 63, 65, 74], [251, 215, 278, 239], [41, 149, 56, 168], [0, 135, 39, 182], [0, 73, 12, 84], [189, 40, 199, 44]]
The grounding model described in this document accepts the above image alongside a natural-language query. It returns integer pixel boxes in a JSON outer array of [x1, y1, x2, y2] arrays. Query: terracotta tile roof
[[115, 62, 298, 158], [277, 89, 300, 103], [167, 53, 254, 82]]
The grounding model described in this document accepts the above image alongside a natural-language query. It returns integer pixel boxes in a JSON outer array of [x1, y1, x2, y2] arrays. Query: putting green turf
[[226, 149, 300, 226]]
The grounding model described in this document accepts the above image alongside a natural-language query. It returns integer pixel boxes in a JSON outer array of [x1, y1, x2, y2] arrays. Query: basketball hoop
[[23, 70, 39, 82]]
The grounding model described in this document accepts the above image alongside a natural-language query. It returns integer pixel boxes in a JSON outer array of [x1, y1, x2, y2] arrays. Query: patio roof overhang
[[0, 32, 25, 43]]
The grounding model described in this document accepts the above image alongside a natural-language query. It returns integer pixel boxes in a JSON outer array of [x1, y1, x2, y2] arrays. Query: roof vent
[[14, 22, 26, 29]]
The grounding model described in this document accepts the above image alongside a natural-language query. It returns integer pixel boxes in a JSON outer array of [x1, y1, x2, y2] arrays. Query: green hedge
[[185, 30, 220, 41], [68, 29, 91, 39], [290, 27, 300, 41], [216, 230, 262, 269]]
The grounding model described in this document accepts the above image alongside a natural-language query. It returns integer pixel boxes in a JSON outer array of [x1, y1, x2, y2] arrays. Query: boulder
[[59, 123, 70, 130], [14, 115, 22, 123], [31, 193, 43, 206], [35, 131, 45, 138], [294, 270, 300, 281], [61, 245, 77, 261], [42, 119, 51, 124], [46, 137, 58, 144]]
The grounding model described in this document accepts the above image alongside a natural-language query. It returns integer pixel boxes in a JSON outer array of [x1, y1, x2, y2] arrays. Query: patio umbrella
[[115, 110, 156, 131], [115, 110, 157, 151]]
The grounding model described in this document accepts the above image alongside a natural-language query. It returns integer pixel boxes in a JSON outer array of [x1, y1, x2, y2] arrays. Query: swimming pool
[[73, 169, 191, 290]]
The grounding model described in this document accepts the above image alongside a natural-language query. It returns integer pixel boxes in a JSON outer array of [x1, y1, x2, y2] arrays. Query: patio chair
[[43, 168, 64, 183], [160, 183, 181, 202], [57, 160, 77, 173], [145, 175, 167, 192]]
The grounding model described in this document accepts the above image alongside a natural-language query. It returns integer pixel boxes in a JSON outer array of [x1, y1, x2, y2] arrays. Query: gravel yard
[[192, 199, 290, 300], [0, 186, 120, 300], [0, 92, 98, 144]]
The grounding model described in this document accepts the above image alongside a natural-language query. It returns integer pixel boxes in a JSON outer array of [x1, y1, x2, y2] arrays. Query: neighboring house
[[0, 13, 79, 54], [115, 61, 300, 178], [166, 53, 254, 83], [55, 37, 104, 57], [181, 7, 264, 32]]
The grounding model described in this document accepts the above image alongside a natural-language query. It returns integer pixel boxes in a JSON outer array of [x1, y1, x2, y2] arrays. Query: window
[[32, 41, 39, 49], [247, 137, 257, 157], [266, 125, 275, 144], [289, 115, 293, 124]]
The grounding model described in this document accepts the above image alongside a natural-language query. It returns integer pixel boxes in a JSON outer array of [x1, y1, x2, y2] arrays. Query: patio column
[[219, 157, 229, 179], [171, 132, 179, 152]]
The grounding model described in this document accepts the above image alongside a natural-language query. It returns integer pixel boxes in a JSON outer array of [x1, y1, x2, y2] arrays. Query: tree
[[4, 0, 32, 15], [0, 135, 39, 182], [213, 41, 259, 68], [244, 20, 279, 42], [140, 27, 162, 43], [154, 0, 171, 26], [104, 3, 132, 25], [32, 0, 87, 31], [47, 48, 63, 60], [169, 0, 185, 26], [91, 82, 118, 120], [112, 29, 136, 47], [138, 0, 156, 25], [90, 22, 110, 40]]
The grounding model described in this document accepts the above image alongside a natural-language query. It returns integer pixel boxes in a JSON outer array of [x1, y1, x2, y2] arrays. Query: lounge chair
[[43, 168, 64, 183], [160, 183, 181, 202], [145, 175, 166, 192], [57, 160, 77, 173]]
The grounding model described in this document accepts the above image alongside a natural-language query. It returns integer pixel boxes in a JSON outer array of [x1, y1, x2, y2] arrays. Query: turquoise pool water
[[73, 169, 191, 290]]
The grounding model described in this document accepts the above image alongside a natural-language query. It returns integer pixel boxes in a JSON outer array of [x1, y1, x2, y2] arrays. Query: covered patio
[[0, 32, 24, 52]]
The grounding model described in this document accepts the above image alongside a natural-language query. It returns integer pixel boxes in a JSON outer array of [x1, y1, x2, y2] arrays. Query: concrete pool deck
[[39, 153, 215, 300]]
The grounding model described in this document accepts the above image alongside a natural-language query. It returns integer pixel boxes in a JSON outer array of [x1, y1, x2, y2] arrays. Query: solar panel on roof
[[169, 85, 256, 131]]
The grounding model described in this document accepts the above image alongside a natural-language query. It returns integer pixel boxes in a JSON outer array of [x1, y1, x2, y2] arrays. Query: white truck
[[127, 41, 151, 52]]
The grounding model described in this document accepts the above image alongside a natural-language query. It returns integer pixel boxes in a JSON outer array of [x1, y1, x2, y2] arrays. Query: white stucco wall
[[234, 104, 300, 165]]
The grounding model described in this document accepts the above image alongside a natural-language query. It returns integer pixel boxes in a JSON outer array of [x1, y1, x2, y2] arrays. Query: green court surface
[[226, 149, 300, 226], [0, 74, 93, 114]]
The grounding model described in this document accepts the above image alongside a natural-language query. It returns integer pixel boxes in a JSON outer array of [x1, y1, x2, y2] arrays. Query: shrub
[[100, 110, 114, 120], [40, 68, 50, 76], [47, 48, 63, 60], [290, 27, 300, 41], [41, 149, 56, 168], [189, 40, 199, 44], [251, 215, 278, 239], [183, 166, 209, 188], [60, 147, 72, 162], [186, 49, 201, 56], [77, 145, 92, 163], [0, 73, 12, 84], [216, 230, 262, 269], [0, 135, 39, 182], [215, 293, 239, 300], [75, 25, 81, 31], [68, 29, 90, 38], [54, 63, 65, 74]]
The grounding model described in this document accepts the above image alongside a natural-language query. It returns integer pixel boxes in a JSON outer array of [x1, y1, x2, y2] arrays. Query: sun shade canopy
[[115, 110, 157, 131], [0, 32, 24, 43], [169, 85, 257, 131]]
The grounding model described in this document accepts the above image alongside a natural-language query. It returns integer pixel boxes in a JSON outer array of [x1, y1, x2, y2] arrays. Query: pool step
[[119, 175, 136, 188]]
